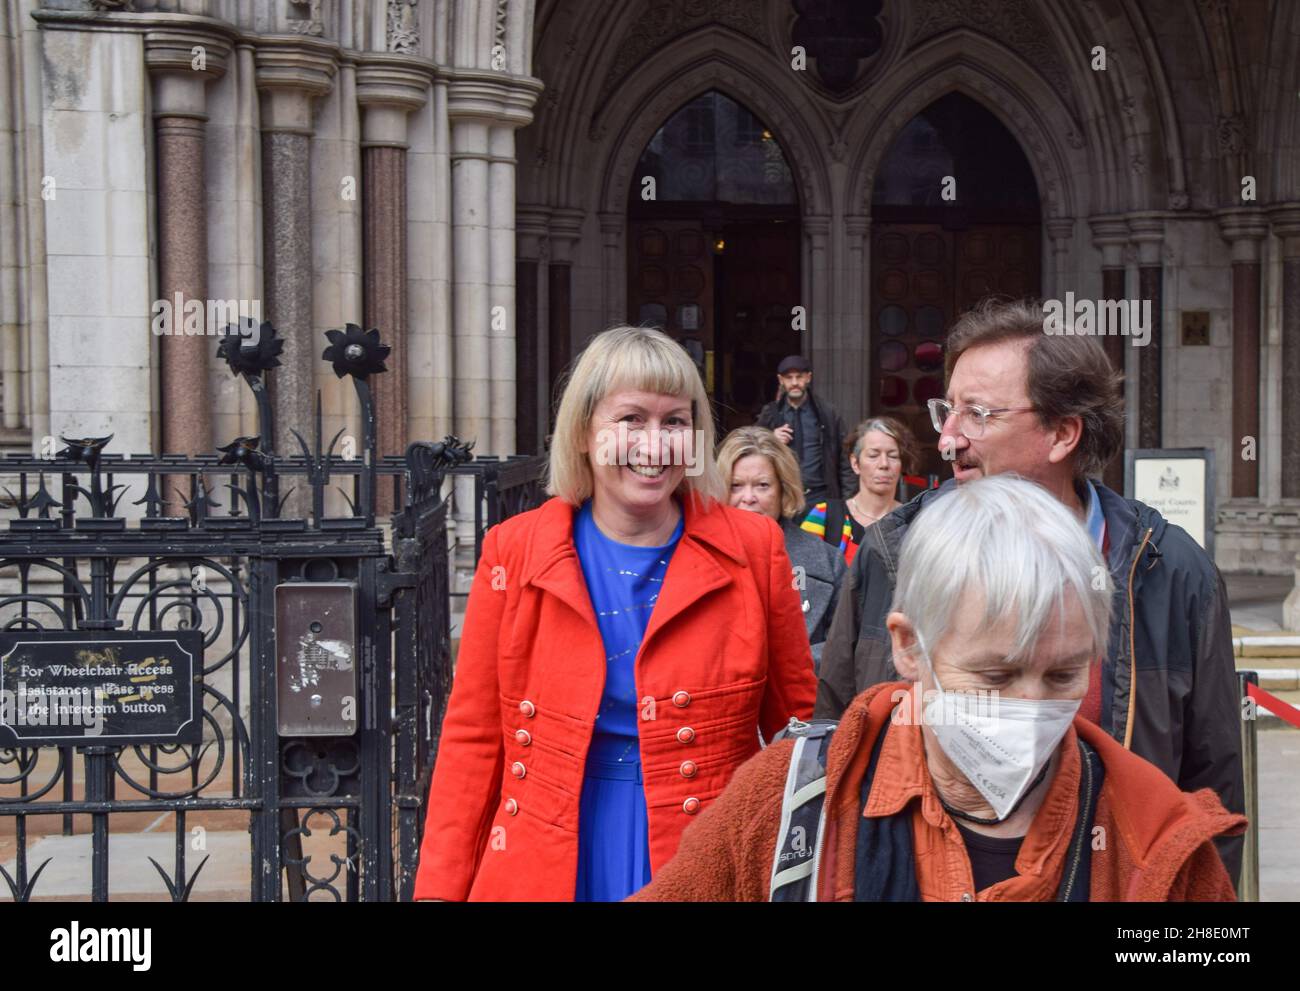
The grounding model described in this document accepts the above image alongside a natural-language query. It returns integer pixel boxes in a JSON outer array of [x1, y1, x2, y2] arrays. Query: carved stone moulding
[[446, 69, 544, 129], [144, 28, 233, 82], [387, 0, 420, 55]]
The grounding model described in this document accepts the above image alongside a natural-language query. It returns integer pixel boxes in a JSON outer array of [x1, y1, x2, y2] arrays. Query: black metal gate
[[0, 321, 545, 901]]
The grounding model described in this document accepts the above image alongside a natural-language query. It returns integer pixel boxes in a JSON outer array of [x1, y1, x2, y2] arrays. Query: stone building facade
[[2, 0, 1299, 572]]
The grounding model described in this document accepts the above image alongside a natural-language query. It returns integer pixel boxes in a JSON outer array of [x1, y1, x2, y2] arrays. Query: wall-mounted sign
[[0, 630, 203, 747], [1125, 448, 1215, 556]]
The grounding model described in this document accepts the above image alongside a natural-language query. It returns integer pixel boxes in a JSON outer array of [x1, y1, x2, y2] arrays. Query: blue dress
[[572, 499, 684, 901]]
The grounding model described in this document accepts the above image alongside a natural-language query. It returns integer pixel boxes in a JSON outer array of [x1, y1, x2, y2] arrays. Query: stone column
[[488, 124, 518, 454], [843, 215, 869, 425], [1091, 216, 1130, 490], [515, 206, 548, 455], [356, 57, 429, 509], [145, 30, 230, 512], [598, 211, 624, 326], [1129, 213, 1166, 450], [446, 71, 539, 453], [548, 210, 582, 435], [804, 214, 831, 373], [1045, 217, 1075, 301], [1272, 205, 1300, 499], [1216, 208, 1268, 499], [254, 40, 336, 494]]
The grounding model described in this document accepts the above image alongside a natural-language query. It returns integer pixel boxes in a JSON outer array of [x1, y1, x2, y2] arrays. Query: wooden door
[[715, 219, 801, 433], [870, 222, 1040, 479], [627, 220, 714, 389]]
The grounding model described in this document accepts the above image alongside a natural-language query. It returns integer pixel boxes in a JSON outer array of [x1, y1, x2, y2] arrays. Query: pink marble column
[[1129, 214, 1166, 450], [145, 30, 230, 512], [1217, 208, 1268, 500], [357, 58, 429, 514]]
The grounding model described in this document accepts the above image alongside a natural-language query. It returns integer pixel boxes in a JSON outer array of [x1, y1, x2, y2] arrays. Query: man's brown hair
[[944, 297, 1125, 479]]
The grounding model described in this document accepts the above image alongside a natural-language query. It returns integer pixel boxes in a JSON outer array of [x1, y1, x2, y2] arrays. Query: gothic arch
[[844, 30, 1091, 220], [593, 39, 833, 218]]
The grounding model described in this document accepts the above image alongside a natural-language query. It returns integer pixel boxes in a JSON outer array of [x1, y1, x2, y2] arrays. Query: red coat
[[414, 493, 817, 900]]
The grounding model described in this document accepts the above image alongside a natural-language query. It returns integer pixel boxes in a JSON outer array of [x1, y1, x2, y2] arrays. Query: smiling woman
[[413, 325, 817, 902]]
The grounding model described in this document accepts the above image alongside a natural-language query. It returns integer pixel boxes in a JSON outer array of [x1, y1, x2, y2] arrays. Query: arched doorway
[[870, 91, 1042, 479], [626, 90, 801, 433]]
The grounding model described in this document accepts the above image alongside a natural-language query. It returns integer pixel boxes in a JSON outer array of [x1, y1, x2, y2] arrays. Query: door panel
[[627, 216, 800, 437], [715, 219, 801, 433], [870, 222, 1041, 479], [627, 220, 714, 386]]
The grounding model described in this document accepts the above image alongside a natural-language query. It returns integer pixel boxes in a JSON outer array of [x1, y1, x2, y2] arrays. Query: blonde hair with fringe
[[716, 426, 805, 520], [547, 325, 724, 506]]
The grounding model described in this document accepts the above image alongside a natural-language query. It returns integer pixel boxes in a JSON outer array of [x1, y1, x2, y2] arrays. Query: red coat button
[[679, 760, 697, 778], [511, 761, 526, 779], [672, 691, 691, 708], [504, 798, 518, 815], [682, 797, 700, 814], [519, 700, 536, 717], [515, 729, 532, 746], [676, 726, 695, 744]]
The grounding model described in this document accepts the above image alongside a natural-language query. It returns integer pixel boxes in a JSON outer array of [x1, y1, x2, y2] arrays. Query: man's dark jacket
[[756, 388, 858, 500], [814, 479, 1246, 884]]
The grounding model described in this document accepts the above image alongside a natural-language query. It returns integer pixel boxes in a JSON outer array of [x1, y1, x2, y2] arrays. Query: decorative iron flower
[[216, 436, 268, 472], [216, 319, 284, 377], [57, 434, 114, 472], [322, 324, 390, 380]]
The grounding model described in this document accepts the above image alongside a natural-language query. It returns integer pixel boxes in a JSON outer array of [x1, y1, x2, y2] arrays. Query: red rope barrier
[[1247, 681, 1300, 730]]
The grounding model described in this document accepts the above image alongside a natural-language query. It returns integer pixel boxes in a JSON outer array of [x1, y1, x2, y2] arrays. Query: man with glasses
[[814, 297, 1244, 887]]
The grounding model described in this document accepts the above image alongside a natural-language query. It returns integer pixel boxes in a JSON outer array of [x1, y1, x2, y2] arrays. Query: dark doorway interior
[[870, 92, 1043, 480], [627, 91, 802, 435]]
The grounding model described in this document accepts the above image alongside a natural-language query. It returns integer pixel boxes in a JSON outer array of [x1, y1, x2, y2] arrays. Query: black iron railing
[[0, 320, 487, 902]]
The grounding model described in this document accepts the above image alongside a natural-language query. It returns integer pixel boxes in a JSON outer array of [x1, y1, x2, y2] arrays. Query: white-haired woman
[[414, 325, 816, 902], [633, 475, 1245, 902], [718, 426, 845, 673]]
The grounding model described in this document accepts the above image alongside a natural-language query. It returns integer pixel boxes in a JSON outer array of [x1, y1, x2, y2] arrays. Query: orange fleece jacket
[[632, 682, 1247, 902]]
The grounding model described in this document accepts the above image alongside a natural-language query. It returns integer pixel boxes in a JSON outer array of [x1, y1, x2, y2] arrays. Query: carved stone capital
[[844, 216, 870, 238], [516, 205, 551, 260], [1215, 206, 1269, 263], [1045, 217, 1076, 245], [254, 36, 339, 134], [446, 69, 544, 130], [1088, 215, 1129, 267], [549, 208, 585, 262], [144, 28, 231, 81], [1269, 203, 1300, 258], [1126, 211, 1166, 266], [144, 28, 232, 119], [804, 215, 832, 238], [356, 55, 433, 146]]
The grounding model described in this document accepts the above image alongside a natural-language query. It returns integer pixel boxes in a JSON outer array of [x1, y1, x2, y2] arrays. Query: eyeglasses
[[926, 398, 1037, 440]]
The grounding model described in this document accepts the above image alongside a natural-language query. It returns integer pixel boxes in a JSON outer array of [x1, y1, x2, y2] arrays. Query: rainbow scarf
[[800, 502, 853, 556]]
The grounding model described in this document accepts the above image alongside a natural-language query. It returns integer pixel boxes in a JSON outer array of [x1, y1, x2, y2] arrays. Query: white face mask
[[915, 633, 1080, 822]]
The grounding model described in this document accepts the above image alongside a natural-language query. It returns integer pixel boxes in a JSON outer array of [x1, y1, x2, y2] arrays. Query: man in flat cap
[[756, 355, 857, 510]]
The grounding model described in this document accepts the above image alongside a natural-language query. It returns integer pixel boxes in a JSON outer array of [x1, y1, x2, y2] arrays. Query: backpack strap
[[769, 718, 838, 902]]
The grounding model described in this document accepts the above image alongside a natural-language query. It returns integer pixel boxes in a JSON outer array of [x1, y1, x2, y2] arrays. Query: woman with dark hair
[[801, 416, 918, 564]]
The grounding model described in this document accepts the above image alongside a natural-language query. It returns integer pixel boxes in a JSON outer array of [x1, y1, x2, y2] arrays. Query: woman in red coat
[[414, 325, 816, 901]]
